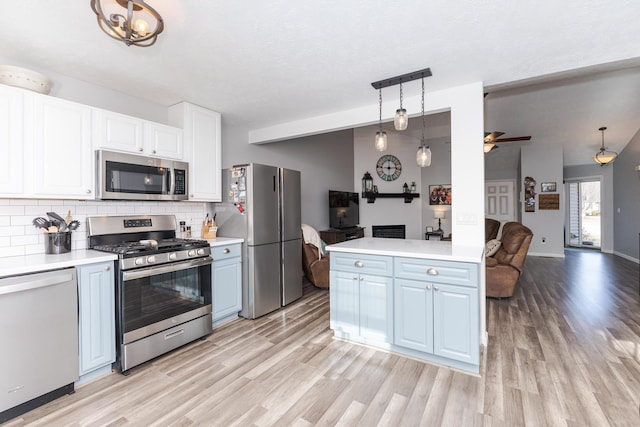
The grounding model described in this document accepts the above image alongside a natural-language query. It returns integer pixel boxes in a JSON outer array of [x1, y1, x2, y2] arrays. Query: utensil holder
[[45, 232, 72, 254]]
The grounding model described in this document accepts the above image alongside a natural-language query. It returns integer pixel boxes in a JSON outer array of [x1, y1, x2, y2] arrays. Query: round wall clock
[[376, 154, 402, 181]]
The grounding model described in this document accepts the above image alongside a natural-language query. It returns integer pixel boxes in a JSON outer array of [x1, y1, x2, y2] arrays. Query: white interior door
[[485, 180, 516, 223]]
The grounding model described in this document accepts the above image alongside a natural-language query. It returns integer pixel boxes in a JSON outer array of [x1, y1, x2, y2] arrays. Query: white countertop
[[205, 237, 244, 246], [0, 250, 118, 278], [326, 237, 484, 263], [0, 238, 245, 278]]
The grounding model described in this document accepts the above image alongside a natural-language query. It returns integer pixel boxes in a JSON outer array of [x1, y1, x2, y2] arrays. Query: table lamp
[[434, 211, 445, 233]]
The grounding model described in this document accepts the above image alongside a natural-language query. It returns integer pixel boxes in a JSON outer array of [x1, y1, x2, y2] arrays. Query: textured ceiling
[[1, 1, 639, 165]]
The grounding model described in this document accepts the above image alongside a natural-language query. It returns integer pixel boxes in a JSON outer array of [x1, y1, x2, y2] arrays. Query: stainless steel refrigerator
[[216, 163, 303, 319]]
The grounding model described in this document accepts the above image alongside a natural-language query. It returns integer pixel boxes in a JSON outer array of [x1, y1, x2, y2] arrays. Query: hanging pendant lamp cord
[[379, 88, 383, 132], [421, 77, 425, 145], [400, 83, 404, 109]]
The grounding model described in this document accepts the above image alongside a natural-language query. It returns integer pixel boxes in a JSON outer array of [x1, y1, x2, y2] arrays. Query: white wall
[[421, 142, 452, 237], [521, 144, 565, 257], [0, 199, 207, 257], [354, 128, 423, 239], [0, 55, 167, 122], [220, 124, 354, 231], [613, 127, 640, 261]]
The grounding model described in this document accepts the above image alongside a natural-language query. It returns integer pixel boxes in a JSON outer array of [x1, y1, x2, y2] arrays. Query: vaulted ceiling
[[1, 1, 639, 165]]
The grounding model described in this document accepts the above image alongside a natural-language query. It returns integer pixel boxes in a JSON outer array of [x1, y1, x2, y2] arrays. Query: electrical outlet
[[541, 237, 546, 244]]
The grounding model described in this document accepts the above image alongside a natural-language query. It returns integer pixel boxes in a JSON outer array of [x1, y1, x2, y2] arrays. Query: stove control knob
[[188, 250, 196, 257], [147, 256, 156, 264], [135, 258, 145, 266], [197, 248, 206, 256], [169, 253, 177, 260]]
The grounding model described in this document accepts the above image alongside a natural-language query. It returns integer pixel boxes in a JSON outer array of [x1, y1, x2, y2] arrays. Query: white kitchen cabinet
[[211, 244, 242, 325], [93, 109, 144, 154], [330, 253, 393, 345], [94, 109, 183, 160], [144, 121, 183, 159], [169, 102, 222, 201], [329, 247, 481, 373], [24, 92, 94, 199], [394, 278, 433, 352], [0, 84, 24, 196], [77, 261, 115, 378], [393, 257, 479, 365]]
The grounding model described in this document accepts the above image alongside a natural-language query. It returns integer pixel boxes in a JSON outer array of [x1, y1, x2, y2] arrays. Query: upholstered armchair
[[485, 218, 500, 242], [486, 222, 533, 298], [301, 225, 329, 288], [302, 239, 329, 288]]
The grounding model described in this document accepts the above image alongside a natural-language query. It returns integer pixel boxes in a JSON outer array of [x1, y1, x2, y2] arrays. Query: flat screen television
[[329, 190, 360, 229]]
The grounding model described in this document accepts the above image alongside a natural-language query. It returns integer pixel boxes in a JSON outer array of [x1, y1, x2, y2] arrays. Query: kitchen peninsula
[[327, 237, 483, 373]]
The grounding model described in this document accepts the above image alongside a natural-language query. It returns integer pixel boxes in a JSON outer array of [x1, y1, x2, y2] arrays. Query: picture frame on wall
[[426, 226, 433, 232], [541, 182, 557, 192], [428, 184, 452, 205]]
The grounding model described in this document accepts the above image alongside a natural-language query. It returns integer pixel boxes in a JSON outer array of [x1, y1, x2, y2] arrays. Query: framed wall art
[[428, 184, 451, 205], [541, 182, 557, 192]]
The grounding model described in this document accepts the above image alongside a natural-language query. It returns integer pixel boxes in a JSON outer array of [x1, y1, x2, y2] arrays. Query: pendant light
[[374, 88, 388, 151], [416, 76, 431, 167], [394, 83, 408, 131], [593, 126, 617, 166]]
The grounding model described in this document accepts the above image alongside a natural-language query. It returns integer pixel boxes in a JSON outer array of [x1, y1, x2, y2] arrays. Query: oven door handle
[[122, 257, 212, 281]]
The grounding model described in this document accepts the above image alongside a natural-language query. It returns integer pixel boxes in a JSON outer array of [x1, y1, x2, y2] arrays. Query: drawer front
[[330, 252, 392, 277], [394, 257, 478, 287], [211, 243, 241, 261]]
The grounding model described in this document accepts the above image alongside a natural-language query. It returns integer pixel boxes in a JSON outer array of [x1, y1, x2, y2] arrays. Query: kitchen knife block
[[202, 222, 217, 239]]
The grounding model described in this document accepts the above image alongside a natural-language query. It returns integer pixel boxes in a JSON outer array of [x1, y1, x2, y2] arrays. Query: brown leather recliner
[[486, 222, 533, 298], [302, 239, 329, 288], [485, 218, 500, 242]]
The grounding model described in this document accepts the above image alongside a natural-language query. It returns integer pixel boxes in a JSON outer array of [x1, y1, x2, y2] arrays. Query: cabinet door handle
[[223, 248, 230, 254], [354, 260, 364, 268], [86, 189, 92, 194], [104, 265, 110, 271], [359, 277, 363, 281], [426, 284, 432, 290], [138, 147, 144, 152], [352, 276, 358, 280], [426, 268, 438, 276], [433, 286, 439, 291]]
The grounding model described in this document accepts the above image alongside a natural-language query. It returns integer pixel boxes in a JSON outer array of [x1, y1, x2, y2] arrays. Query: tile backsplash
[[0, 199, 209, 258]]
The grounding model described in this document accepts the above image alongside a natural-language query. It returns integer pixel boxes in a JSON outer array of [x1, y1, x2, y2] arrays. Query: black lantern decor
[[362, 172, 373, 197]]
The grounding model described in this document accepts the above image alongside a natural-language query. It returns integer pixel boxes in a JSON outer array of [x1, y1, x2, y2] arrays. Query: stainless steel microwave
[[96, 150, 188, 201]]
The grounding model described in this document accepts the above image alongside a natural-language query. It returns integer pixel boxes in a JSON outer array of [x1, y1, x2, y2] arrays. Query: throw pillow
[[485, 239, 501, 257]]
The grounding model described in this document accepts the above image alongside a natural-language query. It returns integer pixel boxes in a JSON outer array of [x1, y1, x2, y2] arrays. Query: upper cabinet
[[24, 91, 94, 199], [94, 109, 183, 160], [0, 83, 218, 201], [169, 102, 222, 202], [0, 85, 24, 197]]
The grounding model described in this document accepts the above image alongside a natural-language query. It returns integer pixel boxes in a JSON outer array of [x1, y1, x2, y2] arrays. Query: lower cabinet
[[329, 252, 480, 372], [330, 253, 393, 345], [211, 244, 242, 325], [77, 261, 115, 379], [394, 278, 478, 364]]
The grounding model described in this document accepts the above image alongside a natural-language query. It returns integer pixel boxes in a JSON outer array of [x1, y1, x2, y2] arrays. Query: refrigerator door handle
[[273, 175, 276, 192]]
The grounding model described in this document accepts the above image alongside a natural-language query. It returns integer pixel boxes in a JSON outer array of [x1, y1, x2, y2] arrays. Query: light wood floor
[[4, 249, 640, 426]]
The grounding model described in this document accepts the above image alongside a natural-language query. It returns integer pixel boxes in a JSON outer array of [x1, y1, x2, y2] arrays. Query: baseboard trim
[[528, 252, 565, 258], [613, 251, 639, 264]]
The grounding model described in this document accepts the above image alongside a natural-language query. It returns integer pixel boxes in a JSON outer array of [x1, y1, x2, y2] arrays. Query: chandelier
[[593, 126, 617, 166], [371, 67, 432, 152], [91, 0, 164, 47]]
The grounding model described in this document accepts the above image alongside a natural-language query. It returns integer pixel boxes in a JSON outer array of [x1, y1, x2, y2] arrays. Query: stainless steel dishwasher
[[0, 268, 79, 423]]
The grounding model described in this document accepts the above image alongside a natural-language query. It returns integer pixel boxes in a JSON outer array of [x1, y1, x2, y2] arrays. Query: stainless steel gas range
[[88, 215, 212, 373]]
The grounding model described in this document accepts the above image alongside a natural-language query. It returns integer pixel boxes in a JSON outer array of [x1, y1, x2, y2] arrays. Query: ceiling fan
[[483, 131, 531, 153]]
